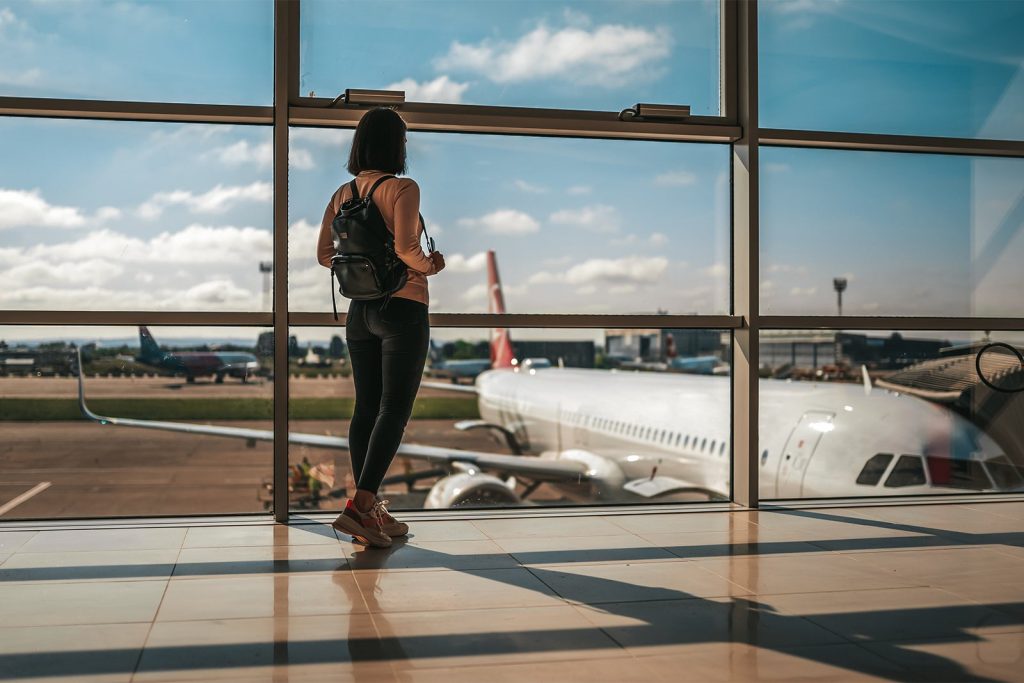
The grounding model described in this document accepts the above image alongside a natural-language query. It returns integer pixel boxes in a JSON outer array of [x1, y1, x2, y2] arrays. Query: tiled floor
[[1, 502, 1023, 682]]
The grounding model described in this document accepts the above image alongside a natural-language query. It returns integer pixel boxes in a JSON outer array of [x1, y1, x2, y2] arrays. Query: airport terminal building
[[1, 1, 1023, 681]]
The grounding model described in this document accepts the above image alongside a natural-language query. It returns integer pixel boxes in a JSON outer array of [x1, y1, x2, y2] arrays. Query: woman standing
[[316, 108, 445, 548]]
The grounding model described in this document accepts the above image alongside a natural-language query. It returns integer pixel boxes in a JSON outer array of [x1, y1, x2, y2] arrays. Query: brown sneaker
[[374, 498, 409, 537], [332, 500, 392, 548]]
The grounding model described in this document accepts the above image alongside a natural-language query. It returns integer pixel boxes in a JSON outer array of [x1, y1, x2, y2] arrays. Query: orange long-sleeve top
[[317, 170, 435, 306]]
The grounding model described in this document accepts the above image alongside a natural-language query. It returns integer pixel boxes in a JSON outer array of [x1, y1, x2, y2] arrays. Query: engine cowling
[[424, 472, 522, 509]]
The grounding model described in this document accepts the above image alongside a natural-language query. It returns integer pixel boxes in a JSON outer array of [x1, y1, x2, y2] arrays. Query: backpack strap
[[348, 178, 360, 201], [366, 174, 396, 201]]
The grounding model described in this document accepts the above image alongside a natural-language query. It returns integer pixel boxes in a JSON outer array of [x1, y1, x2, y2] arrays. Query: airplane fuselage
[[475, 367, 1016, 501]]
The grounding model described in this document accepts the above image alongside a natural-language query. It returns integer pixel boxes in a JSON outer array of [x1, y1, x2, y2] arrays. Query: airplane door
[[776, 411, 834, 498]]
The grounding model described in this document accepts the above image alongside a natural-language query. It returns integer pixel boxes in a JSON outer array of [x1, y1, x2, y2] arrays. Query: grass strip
[[0, 398, 479, 421]]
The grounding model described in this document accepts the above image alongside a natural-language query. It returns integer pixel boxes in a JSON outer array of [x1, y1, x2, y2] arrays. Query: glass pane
[[288, 326, 731, 511], [0, 0, 272, 104], [290, 128, 730, 314], [301, 0, 720, 115], [759, 329, 1024, 500], [760, 0, 1024, 139], [0, 325, 273, 519], [0, 118, 273, 311], [760, 147, 1024, 317]]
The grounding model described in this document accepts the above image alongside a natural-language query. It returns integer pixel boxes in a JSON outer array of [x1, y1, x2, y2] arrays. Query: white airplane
[[76, 251, 1023, 507]]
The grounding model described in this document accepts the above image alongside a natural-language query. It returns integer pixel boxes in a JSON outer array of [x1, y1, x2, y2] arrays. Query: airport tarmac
[[0, 419, 563, 520], [0, 375, 463, 399]]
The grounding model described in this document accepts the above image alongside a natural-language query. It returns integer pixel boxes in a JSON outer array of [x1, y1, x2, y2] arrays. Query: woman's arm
[[393, 180, 437, 275], [316, 190, 340, 268]]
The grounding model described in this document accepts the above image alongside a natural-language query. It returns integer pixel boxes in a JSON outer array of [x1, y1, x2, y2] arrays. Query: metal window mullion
[[0, 311, 273, 326], [0, 97, 273, 125], [731, 0, 758, 510], [289, 104, 739, 144], [760, 316, 1024, 331], [759, 128, 1024, 159], [287, 313, 743, 329], [720, 0, 738, 124], [272, 0, 296, 524]]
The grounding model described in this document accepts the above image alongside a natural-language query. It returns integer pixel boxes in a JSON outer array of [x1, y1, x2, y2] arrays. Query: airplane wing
[[75, 351, 586, 483], [420, 380, 478, 394]]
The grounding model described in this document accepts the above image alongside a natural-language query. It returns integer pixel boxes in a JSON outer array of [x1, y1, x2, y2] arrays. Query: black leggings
[[345, 296, 430, 494]]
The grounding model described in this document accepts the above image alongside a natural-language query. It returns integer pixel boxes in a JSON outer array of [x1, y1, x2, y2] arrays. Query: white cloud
[[648, 232, 669, 247], [158, 224, 273, 263], [461, 283, 488, 302], [0, 67, 41, 86], [789, 286, 818, 296], [138, 181, 272, 219], [567, 185, 592, 195], [208, 139, 313, 171], [549, 205, 619, 233], [528, 256, 668, 289], [609, 233, 650, 247], [702, 263, 728, 277], [385, 75, 469, 103], [565, 257, 667, 286], [444, 251, 488, 273], [435, 20, 671, 86], [0, 188, 98, 230], [655, 170, 697, 187], [514, 180, 547, 194], [765, 162, 791, 173], [458, 209, 540, 235]]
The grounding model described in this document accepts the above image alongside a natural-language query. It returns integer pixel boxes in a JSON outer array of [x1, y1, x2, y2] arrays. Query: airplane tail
[[138, 326, 162, 362], [487, 250, 515, 369]]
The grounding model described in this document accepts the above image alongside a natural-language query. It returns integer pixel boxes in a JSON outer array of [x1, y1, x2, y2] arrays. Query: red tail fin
[[487, 250, 515, 368]]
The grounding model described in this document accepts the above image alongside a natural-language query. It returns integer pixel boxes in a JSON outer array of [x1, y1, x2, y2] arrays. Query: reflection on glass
[[759, 330, 1024, 500], [0, 326, 273, 519], [290, 128, 730, 314], [301, 0, 720, 115], [761, 148, 1024, 317], [760, 0, 1024, 139], [0, 119, 273, 311], [0, 0, 272, 104], [288, 325, 732, 511]]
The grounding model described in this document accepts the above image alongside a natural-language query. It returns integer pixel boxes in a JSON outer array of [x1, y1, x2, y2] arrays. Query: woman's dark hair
[[347, 107, 407, 176]]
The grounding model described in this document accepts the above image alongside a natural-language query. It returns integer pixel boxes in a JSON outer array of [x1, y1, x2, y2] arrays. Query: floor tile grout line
[[131, 536, 186, 679], [520, 562, 635, 656]]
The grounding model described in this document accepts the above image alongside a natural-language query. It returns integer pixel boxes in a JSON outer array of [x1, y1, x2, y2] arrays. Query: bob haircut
[[347, 107, 408, 176]]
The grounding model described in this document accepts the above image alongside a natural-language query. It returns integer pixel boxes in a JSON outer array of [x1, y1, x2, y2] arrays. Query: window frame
[[1, 0, 1022, 522]]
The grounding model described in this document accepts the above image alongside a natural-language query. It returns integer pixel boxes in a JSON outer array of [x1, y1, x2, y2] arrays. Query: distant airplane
[[426, 341, 491, 383], [136, 326, 260, 383], [77, 256, 1023, 508]]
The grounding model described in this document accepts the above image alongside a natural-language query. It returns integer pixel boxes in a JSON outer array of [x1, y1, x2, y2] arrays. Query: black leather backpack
[[328, 175, 431, 319]]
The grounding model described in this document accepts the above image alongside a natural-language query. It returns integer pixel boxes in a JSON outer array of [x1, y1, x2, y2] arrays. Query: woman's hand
[[429, 251, 445, 274]]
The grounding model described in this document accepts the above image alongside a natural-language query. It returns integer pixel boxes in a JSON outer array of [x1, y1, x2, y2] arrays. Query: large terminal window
[[759, 0, 1024, 139], [760, 148, 1024, 318], [300, 0, 721, 115], [0, 1, 273, 104], [290, 128, 730, 315], [2, 1, 1021, 520], [0, 119, 274, 312]]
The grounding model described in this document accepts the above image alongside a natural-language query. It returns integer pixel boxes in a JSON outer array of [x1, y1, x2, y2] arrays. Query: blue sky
[[0, 0, 1022, 342]]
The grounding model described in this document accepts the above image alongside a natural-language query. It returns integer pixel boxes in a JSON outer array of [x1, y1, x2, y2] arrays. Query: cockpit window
[[925, 456, 992, 490], [884, 455, 926, 488], [857, 453, 893, 486], [986, 456, 1024, 490]]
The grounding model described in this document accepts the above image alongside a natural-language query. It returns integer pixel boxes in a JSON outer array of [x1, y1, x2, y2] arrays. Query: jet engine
[[424, 471, 522, 508]]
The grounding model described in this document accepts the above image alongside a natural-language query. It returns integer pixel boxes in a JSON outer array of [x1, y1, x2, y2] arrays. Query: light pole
[[833, 277, 847, 316], [259, 261, 273, 312]]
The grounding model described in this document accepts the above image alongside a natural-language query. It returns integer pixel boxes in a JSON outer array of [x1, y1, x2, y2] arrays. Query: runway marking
[[0, 481, 52, 516]]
